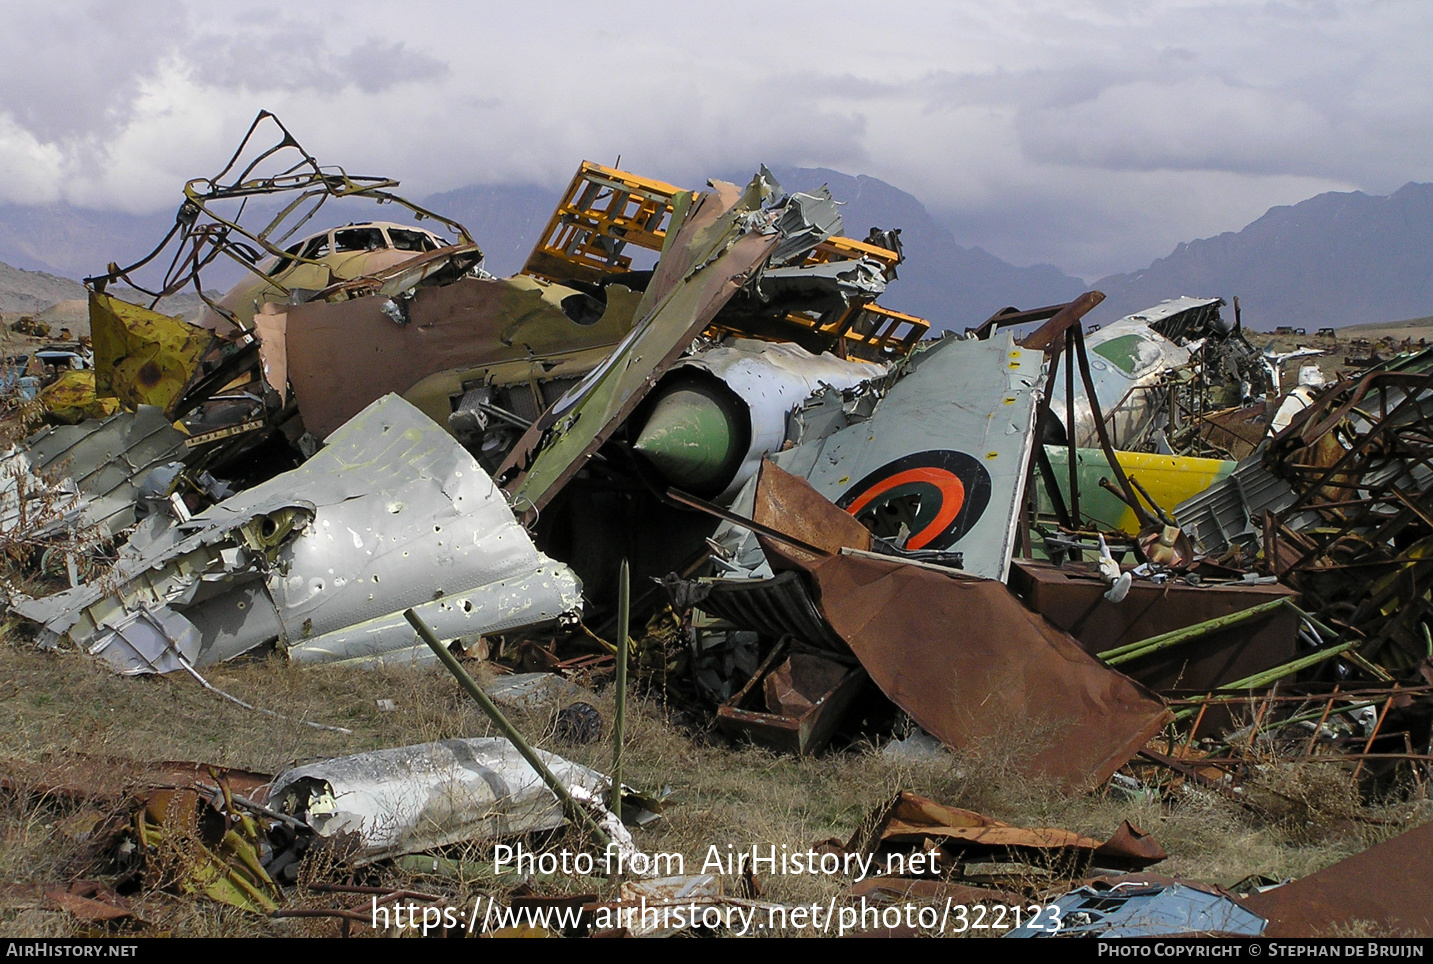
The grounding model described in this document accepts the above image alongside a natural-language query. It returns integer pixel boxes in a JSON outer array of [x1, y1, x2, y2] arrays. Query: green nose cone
[[632, 387, 738, 490]]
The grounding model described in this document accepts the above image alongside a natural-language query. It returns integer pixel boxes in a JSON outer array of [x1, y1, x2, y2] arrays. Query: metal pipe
[[1098, 598, 1288, 664], [403, 608, 612, 848], [611, 559, 629, 814]]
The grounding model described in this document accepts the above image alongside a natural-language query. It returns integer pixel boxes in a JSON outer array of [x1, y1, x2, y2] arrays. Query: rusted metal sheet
[[753, 458, 871, 570], [1197, 402, 1275, 460], [802, 551, 1171, 789], [1008, 561, 1300, 696], [1239, 820, 1433, 937], [715, 646, 866, 755], [0, 754, 272, 805], [498, 178, 781, 514], [845, 791, 1166, 872], [281, 274, 640, 438]]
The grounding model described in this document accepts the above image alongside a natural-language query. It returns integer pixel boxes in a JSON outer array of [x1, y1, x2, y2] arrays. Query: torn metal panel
[[1173, 448, 1313, 557], [280, 274, 642, 439], [1122, 296, 1229, 338], [751, 256, 886, 312], [497, 177, 783, 513], [800, 551, 1171, 789], [752, 457, 873, 570], [772, 331, 1042, 581], [846, 791, 1166, 873], [270, 737, 609, 864], [16, 394, 582, 672], [89, 291, 214, 418], [1239, 821, 1433, 937], [1008, 879, 1265, 938], [631, 339, 881, 502], [36, 370, 118, 424], [1038, 446, 1234, 536], [18, 404, 188, 538], [251, 304, 288, 402], [1046, 315, 1191, 450]]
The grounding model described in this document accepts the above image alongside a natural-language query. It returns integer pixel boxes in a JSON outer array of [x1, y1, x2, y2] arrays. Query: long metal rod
[[403, 608, 612, 848], [665, 487, 830, 556], [1065, 330, 1080, 531], [1072, 326, 1150, 527], [1097, 598, 1289, 664], [1171, 641, 1357, 720], [611, 559, 629, 814]]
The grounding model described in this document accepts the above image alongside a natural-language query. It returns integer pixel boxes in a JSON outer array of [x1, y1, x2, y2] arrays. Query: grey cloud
[[1016, 77, 1333, 175], [0, 0, 191, 141], [336, 40, 448, 93], [189, 24, 448, 94]]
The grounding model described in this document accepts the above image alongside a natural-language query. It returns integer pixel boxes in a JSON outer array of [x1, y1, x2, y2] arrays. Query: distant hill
[[764, 167, 1086, 330], [1091, 182, 1433, 330], [0, 260, 86, 315], [424, 167, 1089, 332], [5, 174, 1433, 334]]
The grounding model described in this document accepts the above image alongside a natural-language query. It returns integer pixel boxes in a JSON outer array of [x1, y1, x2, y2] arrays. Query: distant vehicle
[[1317, 327, 1337, 338], [0, 345, 92, 399], [1273, 326, 1307, 336], [203, 221, 456, 329]]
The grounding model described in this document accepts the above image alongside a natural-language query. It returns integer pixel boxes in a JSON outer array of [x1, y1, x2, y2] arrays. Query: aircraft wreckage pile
[[1, 113, 1430, 937]]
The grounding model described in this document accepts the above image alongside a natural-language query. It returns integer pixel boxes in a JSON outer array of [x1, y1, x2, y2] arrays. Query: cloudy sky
[[1, 0, 1427, 280]]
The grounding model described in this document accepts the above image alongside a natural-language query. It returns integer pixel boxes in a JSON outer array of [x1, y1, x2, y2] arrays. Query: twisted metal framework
[[1266, 370, 1433, 675], [84, 110, 473, 326]]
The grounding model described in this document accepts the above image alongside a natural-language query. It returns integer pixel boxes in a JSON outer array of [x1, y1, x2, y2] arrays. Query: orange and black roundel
[[834, 451, 992, 551]]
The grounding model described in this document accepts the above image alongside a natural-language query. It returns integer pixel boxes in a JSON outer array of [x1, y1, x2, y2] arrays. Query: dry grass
[[0, 598, 1427, 936]]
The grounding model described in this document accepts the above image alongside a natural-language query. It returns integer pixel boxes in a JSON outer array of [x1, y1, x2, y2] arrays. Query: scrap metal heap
[[1, 113, 1430, 936]]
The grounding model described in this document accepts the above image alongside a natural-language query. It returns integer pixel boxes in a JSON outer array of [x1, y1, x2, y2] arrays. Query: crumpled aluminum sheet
[[16, 394, 582, 671], [1, 405, 186, 539], [269, 737, 609, 864]]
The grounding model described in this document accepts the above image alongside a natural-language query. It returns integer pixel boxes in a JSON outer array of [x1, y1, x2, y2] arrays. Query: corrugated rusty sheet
[[800, 552, 1171, 789], [1239, 820, 1433, 937], [696, 571, 849, 653]]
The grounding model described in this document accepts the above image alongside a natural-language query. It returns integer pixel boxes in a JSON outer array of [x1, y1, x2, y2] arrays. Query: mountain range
[[3, 170, 1431, 332]]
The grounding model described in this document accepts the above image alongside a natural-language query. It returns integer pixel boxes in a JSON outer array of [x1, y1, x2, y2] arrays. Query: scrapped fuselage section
[[13, 394, 581, 673]]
